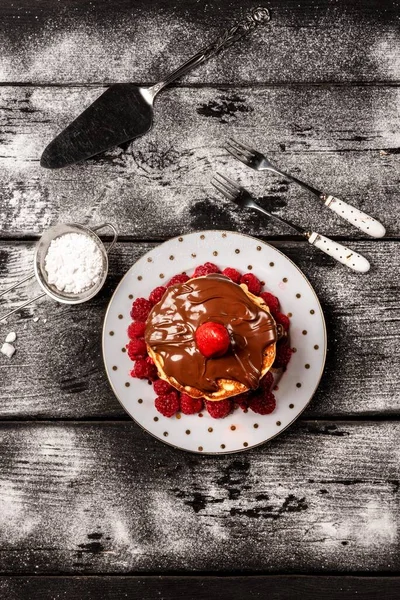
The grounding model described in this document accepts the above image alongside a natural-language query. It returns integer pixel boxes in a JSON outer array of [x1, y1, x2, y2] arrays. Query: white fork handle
[[324, 195, 385, 238], [308, 232, 370, 273]]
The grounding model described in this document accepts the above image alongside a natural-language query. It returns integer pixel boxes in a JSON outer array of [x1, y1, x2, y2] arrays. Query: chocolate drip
[[145, 274, 277, 393]]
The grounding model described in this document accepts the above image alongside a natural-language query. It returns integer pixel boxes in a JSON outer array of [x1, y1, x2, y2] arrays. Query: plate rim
[[102, 229, 327, 454]]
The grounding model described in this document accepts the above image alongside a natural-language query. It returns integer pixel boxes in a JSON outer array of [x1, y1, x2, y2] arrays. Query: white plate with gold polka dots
[[103, 230, 327, 454]]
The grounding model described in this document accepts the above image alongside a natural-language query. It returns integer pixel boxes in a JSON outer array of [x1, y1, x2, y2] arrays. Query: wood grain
[[0, 420, 399, 573], [0, 0, 399, 586], [0, 240, 398, 419], [2, 576, 400, 599], [0, 85, 398, 238], [0, 0, 398, 84]]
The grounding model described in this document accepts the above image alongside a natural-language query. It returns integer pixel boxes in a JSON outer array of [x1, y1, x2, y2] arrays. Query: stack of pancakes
[[145, 274, 277, 402]]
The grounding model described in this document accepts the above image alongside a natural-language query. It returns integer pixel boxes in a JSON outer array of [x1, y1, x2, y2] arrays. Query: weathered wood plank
[[0, 421, 399, 573], [0, 85, 398, 238], [2, 575, 400, 599], [0, 240, 398, 419], [0, 0, 398, 84]]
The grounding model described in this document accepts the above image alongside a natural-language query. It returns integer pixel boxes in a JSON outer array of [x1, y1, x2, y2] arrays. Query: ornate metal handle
[[150, 7, 271, 98], [205, 7, 270, 57]]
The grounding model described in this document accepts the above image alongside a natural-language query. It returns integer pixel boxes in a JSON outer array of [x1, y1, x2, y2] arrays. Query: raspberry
[[149, 286, 167, 305], [273, 344, 293, 369], [205, 399, 233, 419], [204, 261, 220, 272], [235, 392, 251, 410], [180, 393, 204, 415], [221, 267, 241, 284], [275, 311, 290, 331], [155, 391, 180, 417], [126, 338, 147, 360], [167, 273, 190, 286], [260, 371, 274, 391], [250, 391, 276, 415], [131, 358, 157, 380], [195, 322, 231, 358], [127, 321, 146, 339], [260, 292, 280, 315], [193, 262, 220, 278], [130, 298, 152, 322], [240, 273, 262, 295], [153, 379, 174, 395]]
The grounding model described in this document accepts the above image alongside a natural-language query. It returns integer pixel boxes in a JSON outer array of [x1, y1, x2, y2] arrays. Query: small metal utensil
[[211, 173, 370, 273], [0, 223, 117, 322], [226, 138, 386, 238], [40, 8, 271, 169]]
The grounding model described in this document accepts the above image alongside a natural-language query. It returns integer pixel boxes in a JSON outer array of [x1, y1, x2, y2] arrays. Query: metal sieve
[[0, 222, 117, 322]]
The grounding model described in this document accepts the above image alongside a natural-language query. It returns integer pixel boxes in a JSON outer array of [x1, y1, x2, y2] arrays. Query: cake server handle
[[149, 7, 271, 98]]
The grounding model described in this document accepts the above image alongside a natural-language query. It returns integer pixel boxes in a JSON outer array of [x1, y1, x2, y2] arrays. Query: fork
[[226, 138, 385, 238], [211, 173, 370, 273]]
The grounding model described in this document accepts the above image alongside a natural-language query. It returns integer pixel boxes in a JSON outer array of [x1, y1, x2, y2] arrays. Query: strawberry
[[195, 322, 230, 358]]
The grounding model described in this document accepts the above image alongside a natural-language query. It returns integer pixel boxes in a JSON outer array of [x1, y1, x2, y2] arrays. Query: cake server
[[40, 7, 271, 169], [226, 138, 386, 238], [212, 173, 370, 273]]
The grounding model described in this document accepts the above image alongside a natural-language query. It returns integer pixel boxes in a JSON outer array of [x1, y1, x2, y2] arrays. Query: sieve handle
[[0, 293, 46, 322], [91, 223, 118, 253], [0, 273, 35, 298]]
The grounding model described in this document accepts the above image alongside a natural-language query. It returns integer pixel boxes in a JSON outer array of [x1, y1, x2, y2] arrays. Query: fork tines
[[225, 137, 254, 165], [211, 172, 242, 202]]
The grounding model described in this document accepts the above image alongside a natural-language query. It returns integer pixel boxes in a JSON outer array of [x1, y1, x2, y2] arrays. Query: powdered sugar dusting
[[0, 12, 195, 85], [0, 9, 398, 84], [363, 501, 398, 546], [1, 181, 51, 236], [0, 422, 399, 571], [0, 80, 398, 237], [369, 28, 400, 82], [0, 480, 29, 541]]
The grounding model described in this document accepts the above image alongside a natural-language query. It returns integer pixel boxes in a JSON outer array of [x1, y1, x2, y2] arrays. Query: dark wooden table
[[0, 1, 399, 598]]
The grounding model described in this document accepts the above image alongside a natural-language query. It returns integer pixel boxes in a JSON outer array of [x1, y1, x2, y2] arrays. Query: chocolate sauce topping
[[145, 274, 278, 393]]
